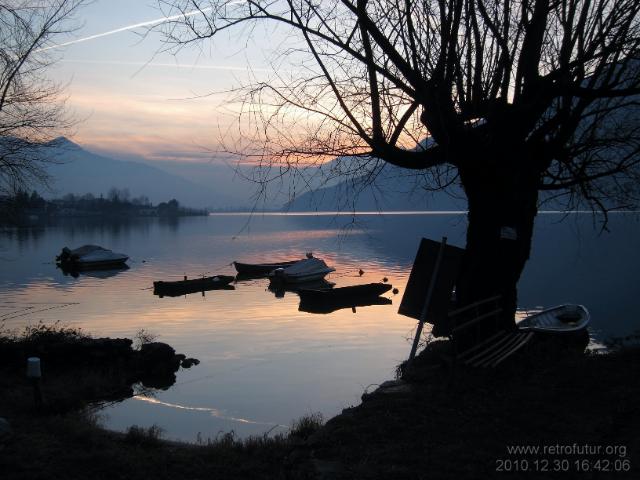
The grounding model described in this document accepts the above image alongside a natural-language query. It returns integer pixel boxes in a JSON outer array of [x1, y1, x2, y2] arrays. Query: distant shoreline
[[207, 210, 640, 216]]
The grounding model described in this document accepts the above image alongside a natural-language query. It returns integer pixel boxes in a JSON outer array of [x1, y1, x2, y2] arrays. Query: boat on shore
[[268, 257, 335, 284], [153, 275, 235, 298], [517, 304, 590, 332], [56, 245, 129, 270]]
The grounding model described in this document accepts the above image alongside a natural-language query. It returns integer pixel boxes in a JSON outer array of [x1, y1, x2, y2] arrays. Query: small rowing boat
[[517, 304, 590, 332], [297, 283, 392, 302], [153, 275, 235, 297], [297, 283, 393, 314], [233, 259, 301, 277]]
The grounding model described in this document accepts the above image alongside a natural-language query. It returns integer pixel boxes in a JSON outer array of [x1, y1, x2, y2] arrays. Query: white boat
[[56, 245, 129, 270], [517, 304, 590, 332], [268, 257, 335, 284]]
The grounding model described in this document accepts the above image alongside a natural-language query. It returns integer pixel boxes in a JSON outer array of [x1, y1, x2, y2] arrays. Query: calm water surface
[[1, 212, 638, 441]]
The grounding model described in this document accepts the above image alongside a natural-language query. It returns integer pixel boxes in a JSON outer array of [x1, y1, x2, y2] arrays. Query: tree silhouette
[[157, 0, 640, 328], [0, 1, 86, 195]]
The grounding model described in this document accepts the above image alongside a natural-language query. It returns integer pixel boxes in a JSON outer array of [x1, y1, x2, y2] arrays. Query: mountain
[[41, 139, 235, 208], [84, 147, 335, 210], [284, 163, 467, 212]]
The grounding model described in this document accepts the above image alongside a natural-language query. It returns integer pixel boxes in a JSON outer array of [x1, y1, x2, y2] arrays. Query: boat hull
[[56, 245, 129, 271], [233, 260, 300, 276], [297, 283, 393, 314], [153, 275, 235, 297], [268, 258, 335, 284], [517, 304, 590, 332], [298, 283, 392, 302]]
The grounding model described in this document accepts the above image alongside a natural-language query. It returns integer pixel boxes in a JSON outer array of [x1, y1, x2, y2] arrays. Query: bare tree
[[157, 0, 640, 329], [0, 0, 86, 196]]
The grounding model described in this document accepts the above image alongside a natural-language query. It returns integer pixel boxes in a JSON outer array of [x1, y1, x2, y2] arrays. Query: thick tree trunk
[[455, 151, 540, 332]]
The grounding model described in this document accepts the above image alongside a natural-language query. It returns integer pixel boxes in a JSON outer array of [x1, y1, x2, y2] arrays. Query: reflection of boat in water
[[233, 259, 302, 277], [268, 279, 334, 298], [153, 275, 235, 298], [60, 264, 130, 279], [268, 258, 335, 285], [299, 295, 392, 314], [517, 304, 590, 332], [56, 245, 129, 270], [297, 283, 393, 314]]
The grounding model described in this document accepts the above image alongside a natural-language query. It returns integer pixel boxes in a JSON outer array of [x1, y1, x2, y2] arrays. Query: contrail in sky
[[59, 59, 274, 73], [36, 6, 216, 52]]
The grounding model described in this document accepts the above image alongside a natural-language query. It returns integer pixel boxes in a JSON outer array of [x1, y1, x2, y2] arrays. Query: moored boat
[[153, 275, 235, 297], [268, 257, 335, 284], [297, 283, 393, 302], [517, 304, 590, 332], [56, 245, 129, 270], [297, 283, 393, 314], [268, 278, 335, 298], [233, 259, 301, 277]]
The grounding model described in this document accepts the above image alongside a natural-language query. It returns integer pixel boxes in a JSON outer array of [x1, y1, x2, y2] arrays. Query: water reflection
[[1, 213, 639, 441]]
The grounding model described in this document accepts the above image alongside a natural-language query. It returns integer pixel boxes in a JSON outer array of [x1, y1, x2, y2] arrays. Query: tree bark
[[455, 150, 540, 332]]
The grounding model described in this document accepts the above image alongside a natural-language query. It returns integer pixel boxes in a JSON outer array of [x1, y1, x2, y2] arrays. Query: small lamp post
[[26, 357, 43, 409]]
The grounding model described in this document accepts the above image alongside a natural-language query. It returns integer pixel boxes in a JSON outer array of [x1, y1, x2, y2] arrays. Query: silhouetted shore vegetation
[[1, 324, 638, 479], [0, 188, 208, 225]]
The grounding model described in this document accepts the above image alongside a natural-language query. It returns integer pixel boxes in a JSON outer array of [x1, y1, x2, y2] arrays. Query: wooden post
[[27, 357, 43, 409], [408, 237, 448, 361]]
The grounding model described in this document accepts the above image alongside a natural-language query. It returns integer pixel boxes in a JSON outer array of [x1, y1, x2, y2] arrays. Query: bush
[[124, 424, 164, 447]]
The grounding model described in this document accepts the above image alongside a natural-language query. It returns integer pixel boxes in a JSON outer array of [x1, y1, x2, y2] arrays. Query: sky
[[48, 0, 284, 164]]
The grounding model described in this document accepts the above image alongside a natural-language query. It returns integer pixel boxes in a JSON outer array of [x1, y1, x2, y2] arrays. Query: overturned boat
[[56, 245, 129, 270]]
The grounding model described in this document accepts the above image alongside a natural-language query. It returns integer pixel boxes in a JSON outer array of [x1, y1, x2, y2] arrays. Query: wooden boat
[[56, 245, 128, 270], [297, 283, 393, 314], [517, 304, 590, 332], [233, 260, 301, 277], [153, 275, 235, 297], [268, 257, 335, 284], [297, 283, 393, 302]]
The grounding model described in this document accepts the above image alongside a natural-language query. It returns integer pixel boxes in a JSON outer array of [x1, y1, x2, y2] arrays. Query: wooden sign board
[[398, 238, 464, 327]]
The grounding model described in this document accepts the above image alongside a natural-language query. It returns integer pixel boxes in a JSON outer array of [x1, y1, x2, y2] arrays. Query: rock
[[181, 358, 200, 368], [138, 342, 176, 363], [136, 342, 183, 390]]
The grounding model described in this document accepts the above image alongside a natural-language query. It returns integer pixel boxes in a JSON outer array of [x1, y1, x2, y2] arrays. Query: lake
[[1, 212, 639, 442]]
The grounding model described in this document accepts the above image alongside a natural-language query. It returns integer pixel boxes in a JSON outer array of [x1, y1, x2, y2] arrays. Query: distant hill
[[41, 138, 234, 209], [284, 163, 467, 212]]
